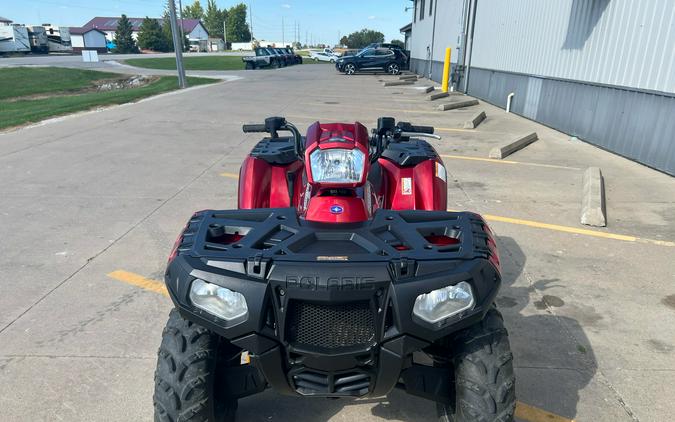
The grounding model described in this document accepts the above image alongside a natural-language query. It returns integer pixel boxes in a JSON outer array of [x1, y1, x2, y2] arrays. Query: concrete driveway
[[0, 64, 673, 422]]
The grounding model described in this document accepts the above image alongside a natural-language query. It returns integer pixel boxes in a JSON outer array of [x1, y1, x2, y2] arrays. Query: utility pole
[[223, 20, 227, 50], [177, 0, 184, 51], [282, 17, 284, 46], [168, 0, 187, 88], [248, 3, 253, 43]]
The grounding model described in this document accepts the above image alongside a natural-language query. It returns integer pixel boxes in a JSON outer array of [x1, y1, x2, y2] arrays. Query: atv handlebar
[[242, 117, 304, 160], [242, 124, 267, 133], [243, 117, 437, 164], [409, 125, 434, 134], [369, 118, 439, 162]]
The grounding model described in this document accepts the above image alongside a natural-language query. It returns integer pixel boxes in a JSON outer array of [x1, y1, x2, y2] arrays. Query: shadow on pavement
[[497, 236, 597, 420], [237, 387, 436, 421]]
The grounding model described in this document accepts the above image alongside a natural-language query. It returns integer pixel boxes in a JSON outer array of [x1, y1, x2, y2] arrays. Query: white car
[[309, 51, 339, 63]]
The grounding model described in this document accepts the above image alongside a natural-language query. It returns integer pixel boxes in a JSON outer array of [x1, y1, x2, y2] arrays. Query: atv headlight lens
[[189, 279, 248, 321], [310, 148, 365, 183], [413, 281, 475, 324]]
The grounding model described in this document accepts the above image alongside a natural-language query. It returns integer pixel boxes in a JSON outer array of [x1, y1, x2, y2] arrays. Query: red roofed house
[[81, 16, 208, 45]]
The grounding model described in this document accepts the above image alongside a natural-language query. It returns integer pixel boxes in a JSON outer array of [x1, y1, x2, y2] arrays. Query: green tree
[[160, 12, 189, 52], [225, 3, 251, 42], [113, 14, 139, 53], [137, 17, 168, 51], [203, 0, 226, 39], [389, 39, 405, 48], [339, 35, 348, 47], [345, 28, 384, 49], [182, 0, 204, 19]]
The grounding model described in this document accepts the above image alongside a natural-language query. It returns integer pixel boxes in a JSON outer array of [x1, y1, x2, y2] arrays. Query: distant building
[[69, 27, 107, 53], [257, 40, 289, 48], [81, 16, 208, 43], [399, 23, 412, 50], [0, 16, 12, 26], [408, 0, 675, 175]]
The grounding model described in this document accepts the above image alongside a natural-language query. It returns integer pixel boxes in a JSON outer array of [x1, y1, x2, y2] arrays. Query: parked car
[[284, 47, 302, 64], [335, 48, 406, 75], [242, 47, 283, 69], [362, 43, 409, 67], [273, 48, 294, 66], [309, 51, 339, 63]]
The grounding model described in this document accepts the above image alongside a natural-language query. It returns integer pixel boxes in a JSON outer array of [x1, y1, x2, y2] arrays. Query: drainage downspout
[[428, 0, 439, 80], [506, 92, 515, 113], [463, 0, 478, 93], [458, 0, 471, 89]]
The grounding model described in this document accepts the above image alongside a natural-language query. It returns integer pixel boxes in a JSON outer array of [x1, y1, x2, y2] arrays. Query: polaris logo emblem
[[330, 205, 343, 214], [285, 275, 376, 290]]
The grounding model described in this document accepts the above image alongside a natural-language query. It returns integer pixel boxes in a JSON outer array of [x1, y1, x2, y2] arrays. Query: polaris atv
[[154, 117, 516, 422]]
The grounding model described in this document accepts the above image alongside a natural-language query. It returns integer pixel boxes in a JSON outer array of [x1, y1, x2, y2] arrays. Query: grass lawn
[[126, 56, 245, 71], [0, 68, 217, 130], [124, 55, 330, 70], [0, 67, 121, 100]]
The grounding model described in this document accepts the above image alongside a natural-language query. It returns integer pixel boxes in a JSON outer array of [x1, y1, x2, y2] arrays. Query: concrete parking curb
[[399, 75, 417, 80], [383, 80, 415, 87], [488, 132, 538, 159], [428, 92, 449, 101], [438, 99, 479, 111], [581, 167, 607, 227], [418, 86, 435, 93], [463, 111, 487, 128]]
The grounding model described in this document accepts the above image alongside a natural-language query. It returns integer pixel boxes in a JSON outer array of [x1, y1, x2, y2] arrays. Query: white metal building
[[407, 0, 675, 175]]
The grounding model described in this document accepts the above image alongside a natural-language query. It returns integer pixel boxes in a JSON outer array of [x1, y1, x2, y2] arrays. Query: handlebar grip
[[410, 125, 434, 134], [242, 124, 267, 133]]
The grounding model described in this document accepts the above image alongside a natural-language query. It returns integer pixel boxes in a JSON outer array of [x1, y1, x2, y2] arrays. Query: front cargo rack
[[173, 208, 497, 265]]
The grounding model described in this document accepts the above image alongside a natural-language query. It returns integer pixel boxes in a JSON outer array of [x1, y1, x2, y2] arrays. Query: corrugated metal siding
[[468, 67, 675, 175], [470, 0, 675, 94], [410, 0, 465, 64]]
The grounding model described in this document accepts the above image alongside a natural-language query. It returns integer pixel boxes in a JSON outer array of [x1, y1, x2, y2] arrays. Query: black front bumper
[[165, 208, 500, 398]]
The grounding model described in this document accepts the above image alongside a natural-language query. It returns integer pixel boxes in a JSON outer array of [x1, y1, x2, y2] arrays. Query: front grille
[[287, 301, 376, 349], [293, 370, 371, 396]]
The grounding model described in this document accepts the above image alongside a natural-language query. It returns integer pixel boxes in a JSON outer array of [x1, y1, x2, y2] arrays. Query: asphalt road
[[0, 64, 674, 422]]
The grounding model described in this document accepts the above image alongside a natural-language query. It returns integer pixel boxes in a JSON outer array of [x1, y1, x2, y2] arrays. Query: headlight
[[189, 279, 248, 321], [310, 148, 365, 183], [413, 281, 475, 324]]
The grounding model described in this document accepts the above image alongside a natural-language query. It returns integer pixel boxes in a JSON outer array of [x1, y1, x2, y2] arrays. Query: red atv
[[154, 117, 515, 422]]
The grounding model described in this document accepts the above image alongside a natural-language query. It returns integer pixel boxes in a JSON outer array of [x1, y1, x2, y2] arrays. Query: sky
[[2, 0, 413, 45]]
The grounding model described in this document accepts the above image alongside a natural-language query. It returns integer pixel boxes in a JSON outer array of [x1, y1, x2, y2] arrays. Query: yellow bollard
[[441, 47, 451, 92]]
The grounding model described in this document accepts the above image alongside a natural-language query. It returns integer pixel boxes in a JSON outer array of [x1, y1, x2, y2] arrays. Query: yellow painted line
[[516, 402, 573, 422], [107, 270, 168, 297], [440, 154, 581, 170], [474, 212, 674, 247], [220, 172, 240, 179]]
